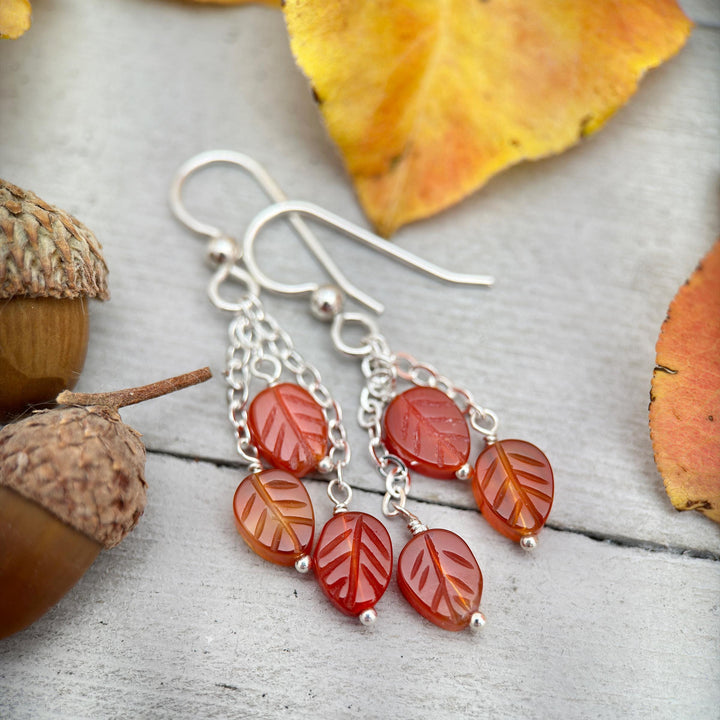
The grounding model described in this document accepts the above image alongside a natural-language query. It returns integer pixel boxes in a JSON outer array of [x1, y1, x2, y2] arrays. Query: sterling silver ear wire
[[243, 199, 494, 316], [169, 151, 396, 626], [171, 150, 387, 314]]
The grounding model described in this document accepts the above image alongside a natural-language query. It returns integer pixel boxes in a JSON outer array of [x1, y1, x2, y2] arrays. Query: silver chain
[[222, 286, 352, 503], [354, 334, 415, 518], [395, 351, 500, 441], [353, 336, 501, 519]]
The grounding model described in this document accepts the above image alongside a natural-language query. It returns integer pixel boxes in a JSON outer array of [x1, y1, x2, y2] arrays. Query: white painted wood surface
[[1, 2, 718, 718]]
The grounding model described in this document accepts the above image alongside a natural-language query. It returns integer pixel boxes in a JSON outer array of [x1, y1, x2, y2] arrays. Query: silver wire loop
[[242, 199, 495, 315], [327, 476, 353, 510], [249, 354, 282, 385], [330, 312, 380, 357], [469, 406, 500, 439], [208, 263, 261, 312], [243, 201, 384, 314], [391, 503, 428, 535]]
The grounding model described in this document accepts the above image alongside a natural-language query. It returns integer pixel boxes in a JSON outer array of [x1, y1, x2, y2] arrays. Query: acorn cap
[[0, 179, 109, 301], [0, 405, 147, 549]]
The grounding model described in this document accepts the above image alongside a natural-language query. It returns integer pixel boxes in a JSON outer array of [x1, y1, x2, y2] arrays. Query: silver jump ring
[[381, 458, 410, 497], [382, 487, 407, 517], [249, 354, 282, 385]]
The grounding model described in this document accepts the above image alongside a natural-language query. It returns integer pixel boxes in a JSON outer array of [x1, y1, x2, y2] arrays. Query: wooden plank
[[0, 454, 718, 719], [685, 0, 720, 27], [0, 3, 718, 716], [0, 0, 717, 548]]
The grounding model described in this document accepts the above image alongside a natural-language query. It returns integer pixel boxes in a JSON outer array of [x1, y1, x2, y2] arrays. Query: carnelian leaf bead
[[472, 439, 554, 542], [233, 469, 315, 566], [313, 511, 393, 618], [397, 528, 483, 631], [382, 387, 471, 479], [247, 382, 328, 477]]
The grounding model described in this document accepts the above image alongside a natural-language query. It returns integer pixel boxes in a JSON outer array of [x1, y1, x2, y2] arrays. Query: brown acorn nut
[[0, 179, 109, 421], [0, 367, 211, 639]]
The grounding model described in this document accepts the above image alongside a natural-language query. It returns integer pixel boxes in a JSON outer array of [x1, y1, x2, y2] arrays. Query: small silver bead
[[358, 608, 377, 626], [455, 463, 473, 481], [310, 285, 344, 321], [206, 236, 239, 267], [316, 456, 335, 474], [294, 555, 312, 574], [469, 611, 486, 630], [520, 535, 538, 552]]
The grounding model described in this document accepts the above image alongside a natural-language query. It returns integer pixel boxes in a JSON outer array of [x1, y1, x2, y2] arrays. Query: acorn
[[0, 367, 211, 639], [0, 178, 109, 421]]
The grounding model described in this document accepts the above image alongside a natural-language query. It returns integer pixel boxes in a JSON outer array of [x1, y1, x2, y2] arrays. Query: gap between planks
[[147, 447, 720, 564]]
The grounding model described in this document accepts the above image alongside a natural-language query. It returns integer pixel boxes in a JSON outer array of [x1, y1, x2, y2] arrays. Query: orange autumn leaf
[[0, 0, 31, 39], [650, 239, 720, 525], [283, 0, 691, 236]]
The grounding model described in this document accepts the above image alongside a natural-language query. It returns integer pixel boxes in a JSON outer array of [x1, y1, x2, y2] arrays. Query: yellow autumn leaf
[[0, 0, 31, 39], [284, 0, 692, 236]]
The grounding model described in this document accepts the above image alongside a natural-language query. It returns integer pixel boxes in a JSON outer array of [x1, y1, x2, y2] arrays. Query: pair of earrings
[[171, 151, 554, 632]]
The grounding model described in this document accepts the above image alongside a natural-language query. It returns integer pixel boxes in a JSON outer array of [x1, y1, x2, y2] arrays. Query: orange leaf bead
[[313, 511, 393, 617], [472, 439, 554, 542], [383, 387, 471, 479], [232, 469, 315, 566], [397, 528, 482, 631], [247, 383, 328, 477]]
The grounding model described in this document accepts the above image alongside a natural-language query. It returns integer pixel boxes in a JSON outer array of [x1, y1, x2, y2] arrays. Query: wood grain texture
[[0, 0, 718, 717]]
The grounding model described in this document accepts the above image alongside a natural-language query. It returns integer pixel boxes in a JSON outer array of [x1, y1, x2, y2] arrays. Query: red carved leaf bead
[[247, 382, 328, 477], [313, 511, 393, 617], [472, 439, 554, 542], [397, 528, 483, 631], [232, 469, 315, 566], [382, 387, 471, 479]]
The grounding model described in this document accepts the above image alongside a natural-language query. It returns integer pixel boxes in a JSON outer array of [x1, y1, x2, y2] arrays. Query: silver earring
[[242, 200, 533, 632], [170, 151, 393, 626]]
